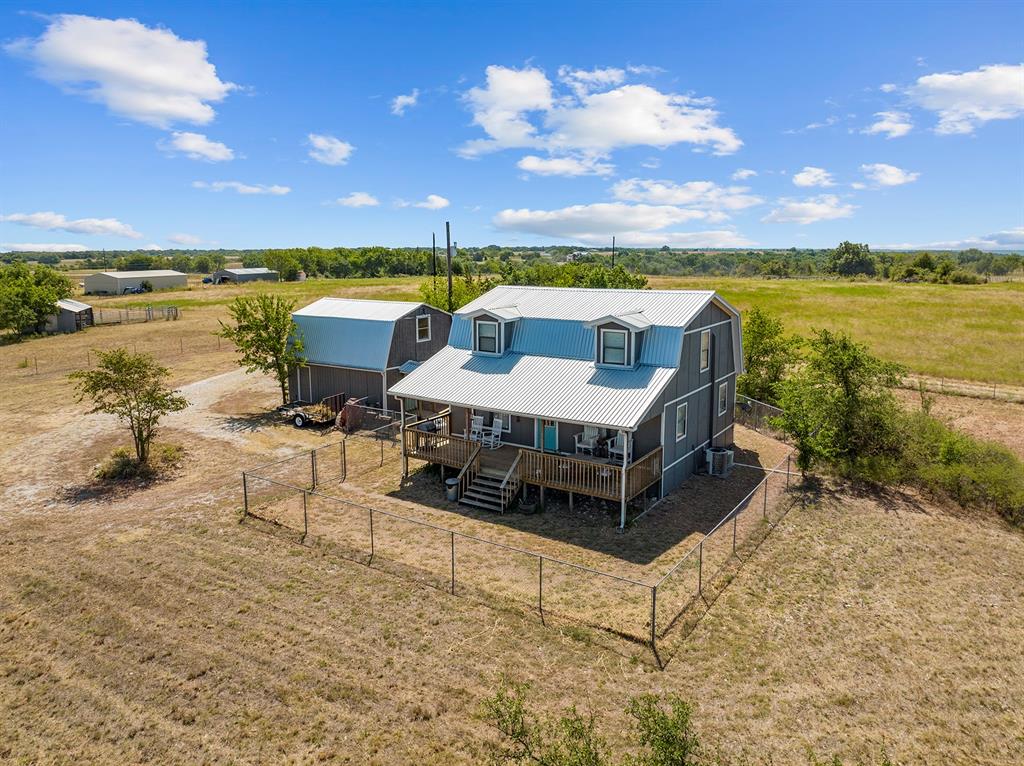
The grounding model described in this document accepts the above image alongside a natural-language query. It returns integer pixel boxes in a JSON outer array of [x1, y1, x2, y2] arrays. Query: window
[[700, 329, 711, 372], [600, 329, 627, 366], [718, 381, 728, 416], [675, 402, 688, 442], [475, 320, 499, 353], [415, 314, 431, 342], [474, 410, 511, 433]]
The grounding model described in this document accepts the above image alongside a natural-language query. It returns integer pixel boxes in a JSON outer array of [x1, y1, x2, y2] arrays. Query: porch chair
[[574, 425, 600, 455], [608, 434, 631, 463], [469, 415, 484, 441], [482, 419, 503, 449]]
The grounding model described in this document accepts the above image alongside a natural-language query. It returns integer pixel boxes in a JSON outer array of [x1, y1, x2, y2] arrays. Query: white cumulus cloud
[[610, 178, 763, 213], [880, 227, 1024, 251], [762, 195, 856, 225], [731, 168, 757, 180], [860, 163, 920, 187], [307, 133, 354, 165], [5, 14, 236, 128], [396, 194, 450, 210], [161, 131, 234, 161], [907, 63, 1024, 134], [0, 210, 142, 238], [391, 88, 420, 116], [192, 180, 290, 195], [1, 242, 89, 253], [862, 110, 913, 139], [335, 192, 380, 208], [792, 166, 835, 187], [517, 154, 614, 177], [458, 64, 741, 161]]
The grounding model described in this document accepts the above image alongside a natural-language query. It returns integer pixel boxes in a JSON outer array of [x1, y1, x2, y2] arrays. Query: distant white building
[[211, 267, 279, 284], [84, 270, 187, 295]]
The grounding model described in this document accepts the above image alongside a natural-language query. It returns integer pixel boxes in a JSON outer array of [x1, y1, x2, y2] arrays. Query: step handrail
[[456, 442, 482, 499], [498, 451, 523, 512]]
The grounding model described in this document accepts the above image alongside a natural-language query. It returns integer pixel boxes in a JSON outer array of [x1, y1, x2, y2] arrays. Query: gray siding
[[289, 364, 387, 407], [387, 306, 451, 368], [640, 302, 739, 495]]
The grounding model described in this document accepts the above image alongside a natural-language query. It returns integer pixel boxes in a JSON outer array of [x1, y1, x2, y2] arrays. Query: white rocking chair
[[482, 418, 503, 449], [469, 415, 484, 441], [574, 426, 600, 455], [608, 434, 631, 463]]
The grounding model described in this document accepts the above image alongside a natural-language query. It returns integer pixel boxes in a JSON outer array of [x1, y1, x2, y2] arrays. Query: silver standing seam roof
[[219, 267, 278, 275], [96, 270, 186, 278], [388, 286, 742, 431], [56, 298, 92, 312], [292, 297, 428, 371]]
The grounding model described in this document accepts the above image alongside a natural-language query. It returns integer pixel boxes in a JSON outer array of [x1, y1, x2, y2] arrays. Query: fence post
[[311, 449, 318, 490], [34, 357, 38, 375], [341, 441, 347, 482], [302, 490, 308, 539], [368, 508, 374, 563], [763, 474, 768, 518], [697, 541, 703, 594], [380, 438, 384, 468], [179, 337, 183, 354], [242, 472, 249, 518], [538, 557, 544, 623], [732, 511, 737, 555], [450, 531, 456, 595], [786, 455, 791, 488], [650, 585, 657, 653]]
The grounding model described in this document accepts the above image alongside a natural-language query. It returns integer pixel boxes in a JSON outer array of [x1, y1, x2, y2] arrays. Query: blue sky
[[1, 1, 1022, 252]]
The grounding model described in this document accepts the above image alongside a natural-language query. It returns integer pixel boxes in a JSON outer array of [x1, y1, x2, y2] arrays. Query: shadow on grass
[[384, 443, 780, 567]]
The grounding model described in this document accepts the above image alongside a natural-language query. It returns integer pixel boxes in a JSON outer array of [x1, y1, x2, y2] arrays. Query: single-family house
[[288, 297, 451, 411], [388, 286, 744, 527]]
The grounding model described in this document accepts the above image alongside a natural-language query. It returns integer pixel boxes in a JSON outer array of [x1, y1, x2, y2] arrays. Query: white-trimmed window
[[718, 381, 729, 416], [700, 329, 711, 372], [475, 410, 511, 433], [475, 320, 499, 353], [675, 402, 687, 442], [600, 329, 628, 366], [416, 314, 431, 342]]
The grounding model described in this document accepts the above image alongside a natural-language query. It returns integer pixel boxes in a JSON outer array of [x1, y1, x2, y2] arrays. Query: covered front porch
[[400, 408, 663, 528]]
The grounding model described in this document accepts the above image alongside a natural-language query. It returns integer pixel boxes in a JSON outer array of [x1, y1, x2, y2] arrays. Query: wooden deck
[[403, 411, 662, 504]]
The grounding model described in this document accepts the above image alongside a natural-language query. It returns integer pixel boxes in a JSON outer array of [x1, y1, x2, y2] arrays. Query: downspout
[[400, 398, 407, 477], [381, 371, 388, 412], [707, 332, 717, 452]]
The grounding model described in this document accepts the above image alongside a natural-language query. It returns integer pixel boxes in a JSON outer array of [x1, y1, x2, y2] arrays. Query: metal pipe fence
[[241, 440, 799, 661]]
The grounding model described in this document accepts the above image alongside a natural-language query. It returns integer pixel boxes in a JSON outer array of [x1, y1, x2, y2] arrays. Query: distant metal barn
[[83, 270, 187, 295], [211, 267, 279, 284]]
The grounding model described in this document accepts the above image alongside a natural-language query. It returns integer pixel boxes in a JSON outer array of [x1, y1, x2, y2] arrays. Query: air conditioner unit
[[705, 447, 734, 477]]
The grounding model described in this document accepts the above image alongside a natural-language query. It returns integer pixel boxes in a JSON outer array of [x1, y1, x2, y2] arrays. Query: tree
[[826, 241, 876, 276], [736, 307, 801, 406], [419, 273, 497, 312], [776, 329, 904, 474], [0, 262, 74, 336], [217, 294, 304, 404], [70, 349, 188, 464], [261, 250, 301, 281]]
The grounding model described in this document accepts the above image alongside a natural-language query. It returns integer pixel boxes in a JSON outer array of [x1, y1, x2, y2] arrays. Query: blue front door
[[537, 419, 557, 451]]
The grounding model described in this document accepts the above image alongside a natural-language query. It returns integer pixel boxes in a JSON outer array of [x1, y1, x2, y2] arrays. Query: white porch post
[[619, 429, 630, 530], [400, 398, 408, 477]]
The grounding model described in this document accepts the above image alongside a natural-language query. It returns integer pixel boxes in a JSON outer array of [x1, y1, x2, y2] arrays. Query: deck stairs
[[458, 467, 508, 512]]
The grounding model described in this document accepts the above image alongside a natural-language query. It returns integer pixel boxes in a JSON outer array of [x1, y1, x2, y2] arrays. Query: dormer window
[[600, 329, 628, 366], [475, 320, 499, 354]]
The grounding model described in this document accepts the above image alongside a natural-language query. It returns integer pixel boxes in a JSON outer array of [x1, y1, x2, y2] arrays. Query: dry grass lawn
[[1, 292, 1022, 764]]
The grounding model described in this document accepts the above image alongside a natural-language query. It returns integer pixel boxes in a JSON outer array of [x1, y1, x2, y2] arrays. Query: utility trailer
[[278, 392, 347, 428]]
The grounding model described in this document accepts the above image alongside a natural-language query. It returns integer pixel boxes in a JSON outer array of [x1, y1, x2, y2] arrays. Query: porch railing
[[405, 428, 476, 468], [499, 452, 523, 511], [457, 443, 482, 499], [519, 449, 622, 501], [626, 446, 662, 499]]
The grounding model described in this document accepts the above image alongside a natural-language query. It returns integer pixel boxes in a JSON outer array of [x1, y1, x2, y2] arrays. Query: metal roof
[[57, 298, 91, 312], [219, 267, 277, 275], [457, 285, 720, 327], [388, 346, 676, 430], [96, 270, 186, 278], [292, 297, 428, 371], [294, 297, 425, 321]]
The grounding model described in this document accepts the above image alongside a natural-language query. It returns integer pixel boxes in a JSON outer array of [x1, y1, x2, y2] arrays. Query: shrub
[[95, 443, 184, 483]]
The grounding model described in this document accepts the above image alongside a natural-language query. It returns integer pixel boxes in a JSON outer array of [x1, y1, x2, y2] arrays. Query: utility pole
[[445, 221, 453, 314], [611, 235, 616, 267], [431, 231, 437, 295]]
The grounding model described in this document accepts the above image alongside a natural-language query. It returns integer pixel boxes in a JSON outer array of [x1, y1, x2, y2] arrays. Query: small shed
[[84, 270, 187, 295], [212, 267, 279, 284], [45, 298, 93, 333]]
